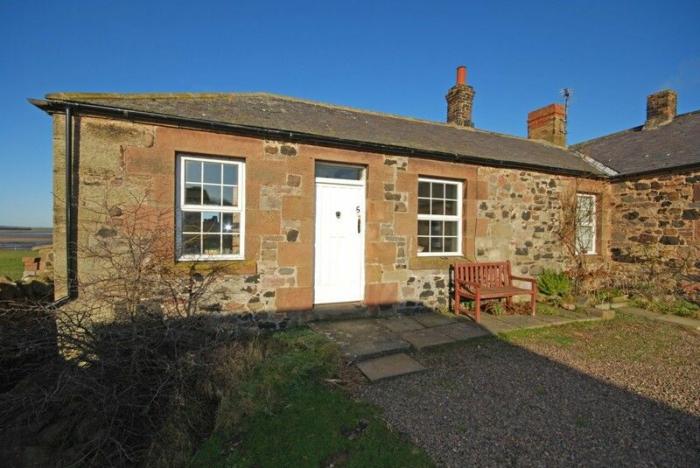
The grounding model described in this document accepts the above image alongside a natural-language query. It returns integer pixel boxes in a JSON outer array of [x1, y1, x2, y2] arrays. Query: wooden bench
[[453, 261, 537, 323]]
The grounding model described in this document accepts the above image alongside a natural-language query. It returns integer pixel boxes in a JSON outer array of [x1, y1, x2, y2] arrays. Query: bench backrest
[[454, 261, 512, 288]]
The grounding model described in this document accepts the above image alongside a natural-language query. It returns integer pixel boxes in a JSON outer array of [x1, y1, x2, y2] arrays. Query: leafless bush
[[556, 183, 607, 294], [0, 192, 249, 467]]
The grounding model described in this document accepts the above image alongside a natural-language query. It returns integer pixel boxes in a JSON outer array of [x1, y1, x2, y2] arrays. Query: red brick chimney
[[644, 89, 677, 129], [446, 66, 475, 127], [527, 103, 567, 147]]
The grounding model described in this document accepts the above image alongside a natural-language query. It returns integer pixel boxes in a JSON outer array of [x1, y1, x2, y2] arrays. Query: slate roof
[[572, 110, 700, 176], [33, 92, 605, 176]]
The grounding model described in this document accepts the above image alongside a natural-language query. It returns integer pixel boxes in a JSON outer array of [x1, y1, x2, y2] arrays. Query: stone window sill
[[174, 258, 257, 275]]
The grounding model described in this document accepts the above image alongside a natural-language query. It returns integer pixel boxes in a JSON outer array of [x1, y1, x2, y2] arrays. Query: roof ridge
[[572, 108, 700, 149]]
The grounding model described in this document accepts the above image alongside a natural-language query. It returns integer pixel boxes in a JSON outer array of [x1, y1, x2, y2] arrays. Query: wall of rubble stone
[[609, 170, 700, 290], [474, 167, 609, 277]]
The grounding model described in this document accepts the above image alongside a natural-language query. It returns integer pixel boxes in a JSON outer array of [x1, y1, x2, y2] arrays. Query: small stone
[[286, 229, 299, 242], [286, 174, 301, 187], [280, 145, 297, 156], [681, 209, 699, 220], [96, 227, 117, 238], [108, 206, 123, 217], [264, 145, 278, 154], [659, 236, 680, 245]]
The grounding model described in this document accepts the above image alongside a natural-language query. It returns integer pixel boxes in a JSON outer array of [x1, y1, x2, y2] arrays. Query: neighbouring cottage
[[30, 66, 699, 321]]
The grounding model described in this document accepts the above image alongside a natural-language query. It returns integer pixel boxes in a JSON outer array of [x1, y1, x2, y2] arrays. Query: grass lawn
[[0, 249, 35, 280], [189, 329, 432, 468]]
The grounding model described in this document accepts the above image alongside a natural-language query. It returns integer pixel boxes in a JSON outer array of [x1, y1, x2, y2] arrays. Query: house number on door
[[356, 206, 361, 233]]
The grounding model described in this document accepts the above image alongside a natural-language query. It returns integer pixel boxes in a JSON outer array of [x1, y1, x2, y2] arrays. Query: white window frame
[[417, 177, 463, 257], [576, 193, 597, 255], [176, 155, 246, 261]]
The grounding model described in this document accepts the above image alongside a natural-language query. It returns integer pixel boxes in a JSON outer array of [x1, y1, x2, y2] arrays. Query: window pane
[[182, 234, 200, 256], [418, 220, 429, 235], [417, 236, 430, 252], [222, 186, 235, 207], [202, 235, 221, 255], [202, 212, 221, 233], [445, 184, 457, 200], [222, 212, 241, 234], [185, 184, 202, 205], [577, 195, 594, 225], [430, 221, 443, 236], [183, 212, 200, 232], [418, 181, 430, 197], [222, 234, 240, 255], [444, 237, 457, 253], [432, 183, 444, 198], [202, 184, 222, 205], [431, 199, 445, 215], [444, 221, 458, 236], [445, 200, 458, 216], [316, 163, 363, 180], [223, 164, 238, 185], [203, 162, 221, 184], [430, 237, 443, 252], [577, 226, 594, 253], [418, 198, 430, 214], [185, 160, 201, 183]]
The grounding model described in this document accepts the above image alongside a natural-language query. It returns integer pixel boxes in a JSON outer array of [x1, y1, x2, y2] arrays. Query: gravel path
[[357, 320, 700, 467]]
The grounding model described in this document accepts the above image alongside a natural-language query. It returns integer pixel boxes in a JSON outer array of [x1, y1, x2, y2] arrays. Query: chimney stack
[[527, 103, 567, 147], [644, 89, 677, 129], [446, 66, 475, 127]]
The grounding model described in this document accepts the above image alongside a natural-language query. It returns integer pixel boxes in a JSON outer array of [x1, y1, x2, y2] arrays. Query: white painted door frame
[[314, 174, 366, 304]]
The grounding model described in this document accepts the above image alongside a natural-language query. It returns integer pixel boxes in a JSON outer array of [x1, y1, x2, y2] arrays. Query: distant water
[[0, 229, 53, 250]]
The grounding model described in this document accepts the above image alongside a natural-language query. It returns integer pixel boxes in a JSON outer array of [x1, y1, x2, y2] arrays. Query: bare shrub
[[556, 183, 608, 294], [0, 191, 253, 467]]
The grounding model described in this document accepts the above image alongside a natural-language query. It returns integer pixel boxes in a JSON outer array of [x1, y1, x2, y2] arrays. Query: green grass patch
[[0, 249, 35, 280], [190, 328, 432, 468], [502, 314, 683, 362], [631, 297, 700, 319]]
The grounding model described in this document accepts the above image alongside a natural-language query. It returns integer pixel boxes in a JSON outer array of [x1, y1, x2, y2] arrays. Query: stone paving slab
[[400, 327, 455, 350], [412, 313, 458, 328], [343, 338, 412, 361], [356, 353, 426, 382], [380, 316, 425, 333]]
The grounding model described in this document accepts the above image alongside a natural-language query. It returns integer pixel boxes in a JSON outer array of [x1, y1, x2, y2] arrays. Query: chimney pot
[[644, 89, 677, 129], [446, 66, 475, 127], [456, 66, 466, 85], [527, 103, 567, 147]]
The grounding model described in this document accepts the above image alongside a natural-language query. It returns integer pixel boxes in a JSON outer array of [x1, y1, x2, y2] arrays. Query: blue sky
[[1, 0, 699, 227]]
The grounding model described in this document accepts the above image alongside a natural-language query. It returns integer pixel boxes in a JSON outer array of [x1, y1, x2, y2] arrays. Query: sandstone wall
[[54, 113, 612, 318], [610, 170, 700, 288]]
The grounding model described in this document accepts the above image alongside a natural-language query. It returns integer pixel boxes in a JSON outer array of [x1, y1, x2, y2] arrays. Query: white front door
[[314, 179, 365, 304]]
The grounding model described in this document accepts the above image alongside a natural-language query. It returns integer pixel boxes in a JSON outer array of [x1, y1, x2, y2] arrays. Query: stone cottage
[[30, 66, 699, 318]]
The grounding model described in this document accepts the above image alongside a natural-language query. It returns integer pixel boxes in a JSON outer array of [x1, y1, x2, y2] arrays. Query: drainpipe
[[65, 105, 77, 299]]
